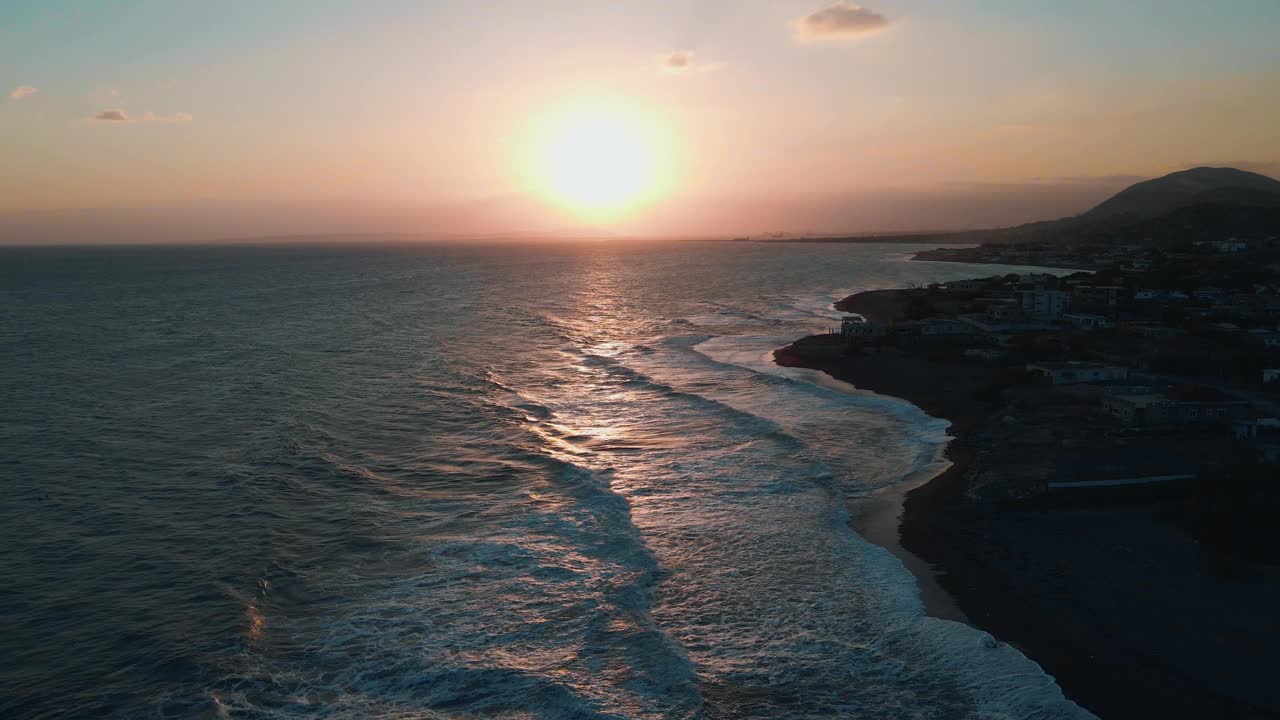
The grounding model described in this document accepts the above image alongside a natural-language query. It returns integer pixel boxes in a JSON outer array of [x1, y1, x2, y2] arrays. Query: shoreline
[[774, 288, 1280, 720], [774, 340, 982, 628], [842, 462, 968, 624]]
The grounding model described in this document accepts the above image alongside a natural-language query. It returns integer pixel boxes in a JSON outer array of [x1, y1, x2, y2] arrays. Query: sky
[[3, 0, 1280, 242]]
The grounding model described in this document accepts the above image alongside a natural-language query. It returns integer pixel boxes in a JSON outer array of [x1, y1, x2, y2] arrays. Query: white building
[[1018, 289, 1070, 320]]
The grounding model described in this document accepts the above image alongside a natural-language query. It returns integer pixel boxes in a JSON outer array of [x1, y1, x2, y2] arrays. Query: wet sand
[[843, 464, 967, 624]]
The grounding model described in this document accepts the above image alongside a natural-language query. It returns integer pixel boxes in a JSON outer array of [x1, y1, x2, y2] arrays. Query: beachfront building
[[1027, 361, 1129, 385], [1018, 289, 1069, 320], [1102, 386, 1249, 427], [840, 316, 884, 341]]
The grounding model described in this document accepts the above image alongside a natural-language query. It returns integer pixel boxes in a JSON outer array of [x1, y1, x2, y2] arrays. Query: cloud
[[9, 85, 39, 101], [90, 109, 193, 124], [658, 49, 723, 74], [664, 50, 695, 70], [795, 2, 889, 41]]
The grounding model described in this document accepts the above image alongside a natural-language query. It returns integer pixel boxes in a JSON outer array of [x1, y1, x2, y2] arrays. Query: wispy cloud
[[90, 109, 193, 124], [795, 2, 889, 42], [9, 85, 39, 101]]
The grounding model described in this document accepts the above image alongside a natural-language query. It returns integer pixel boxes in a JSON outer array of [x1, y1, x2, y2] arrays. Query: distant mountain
[[1079, 166, 1280, 222], [757, 168, 1280, 247], [949, 166, 1280, 246]]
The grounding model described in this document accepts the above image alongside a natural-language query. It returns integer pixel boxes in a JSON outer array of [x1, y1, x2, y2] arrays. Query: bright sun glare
[[534, 103, 669, 217]]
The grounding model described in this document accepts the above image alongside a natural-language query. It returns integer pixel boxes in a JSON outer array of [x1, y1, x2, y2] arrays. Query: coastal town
[[788, 235, 1280, 496], [776, 232, 1280, 718]]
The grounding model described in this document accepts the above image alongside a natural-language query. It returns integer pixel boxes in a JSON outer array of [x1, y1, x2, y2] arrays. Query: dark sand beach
[[776, 289, 1280, 720]]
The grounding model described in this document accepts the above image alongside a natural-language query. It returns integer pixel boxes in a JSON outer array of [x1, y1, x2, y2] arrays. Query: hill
[[1080, 167, 1280, 222], [759, 167, 1280, 248], [967, 166, 1280, 246]]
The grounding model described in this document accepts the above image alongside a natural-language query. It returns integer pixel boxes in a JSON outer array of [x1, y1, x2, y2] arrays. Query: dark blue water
[[1, 242, 1092, 719]]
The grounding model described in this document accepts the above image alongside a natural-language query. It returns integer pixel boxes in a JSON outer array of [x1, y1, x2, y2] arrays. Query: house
[[1018, 289, 1069, 320], [1072, 285, 1124, 307], [1234, 418, 1280, 464], [1133, 290, 1163, 302], [1103, 385, 1249, 426], [1214, 239, 1248, 253], [1027, 361, 1129, 385], [1062, 313, 1113, 331], [840, 316, 884, 340], [1264, 369, 1280, 384]]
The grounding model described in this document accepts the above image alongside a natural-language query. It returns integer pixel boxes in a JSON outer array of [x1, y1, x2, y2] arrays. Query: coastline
[[775, 288, 1280, 720], [841, 462, 967, 624]]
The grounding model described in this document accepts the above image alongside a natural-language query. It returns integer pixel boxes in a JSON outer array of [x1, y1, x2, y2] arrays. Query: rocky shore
[[775, 289, 1280, 720]]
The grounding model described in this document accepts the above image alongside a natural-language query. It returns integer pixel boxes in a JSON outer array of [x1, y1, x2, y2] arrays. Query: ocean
[[0, 241, 1092, 719]]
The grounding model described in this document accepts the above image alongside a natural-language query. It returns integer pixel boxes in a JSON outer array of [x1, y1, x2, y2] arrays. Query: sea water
[[0, 241, 1093, 719]]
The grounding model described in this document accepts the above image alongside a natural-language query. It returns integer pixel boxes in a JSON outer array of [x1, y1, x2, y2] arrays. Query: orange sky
[[3, 1, 1279, 242]]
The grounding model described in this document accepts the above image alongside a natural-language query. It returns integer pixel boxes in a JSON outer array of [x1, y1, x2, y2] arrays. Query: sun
[[532, 102, 670, 217]]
